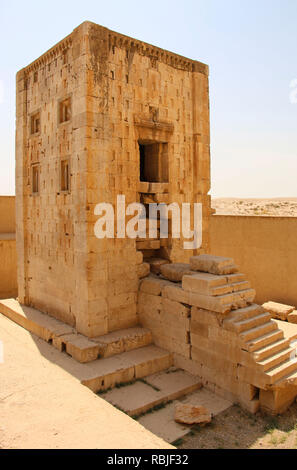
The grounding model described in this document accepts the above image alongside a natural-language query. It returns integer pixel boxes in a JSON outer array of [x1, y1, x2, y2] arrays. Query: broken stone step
[[239, 321, 278, 343], [136, 240, 161, 250], [257, 347, 295, 372], [265, 358, 297, 384], [230, 280, 251, 292], [53, 333, 101, 363], [190, 254, 235, 275], [102, 369, 202, 417], [226, 273, 246, 284], [80, 345, 173, 393], [226, 304, 265, 323], [160, 263, 193, 282], [252, 338, 291, 362], [91, 327, 153, 359], [147, 258, 170, 274], [182, 272, 230, 292], [271, 367, 297, 388], [243, 329, 284, 353], [229, 312, 272, 333]]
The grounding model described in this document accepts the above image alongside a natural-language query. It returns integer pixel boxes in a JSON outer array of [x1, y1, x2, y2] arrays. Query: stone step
[[231, 312, 272, 333], [239, 321, 277, 343], [257, 347, 295, 372], [226, 304, 265, 323], [81, 345, 174, 393], [252, 338, 291, 361], [92, 327, 153, 359], [137, 388, 232, 444], [190, 254, 237, 275], [102, 369, 202, 417], [230, 280, 251, 292], [265, 358, 297, 384], [147, 258, 169, 275], [243, 329, 284, 352], [272, 368, 297, 388], [136, 240, 161, 250]]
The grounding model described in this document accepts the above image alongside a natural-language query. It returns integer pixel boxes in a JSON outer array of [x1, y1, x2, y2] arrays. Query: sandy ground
[[178, 402, 297, 449], [0, 313, 172, 449], [212, 198, 297, 217]]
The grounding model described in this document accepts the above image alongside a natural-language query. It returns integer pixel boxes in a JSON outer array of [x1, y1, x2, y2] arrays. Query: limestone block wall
[[210, 215, 297, 307], [16, 21, 212, 337], [83, 22, 211, 335], [0, 236, 17, 299], [0, 196, 17, 299], [16, 25, 90, 330], [0, 196, 15, 233]]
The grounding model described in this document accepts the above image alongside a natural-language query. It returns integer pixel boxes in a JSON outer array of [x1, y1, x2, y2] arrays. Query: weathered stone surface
[[190, 254, 238, 275], [262, 301, 295, 321], [147, 258, 170, 274], [140, 276, 171, 296], [174, 403, 211, 425], [15, 21, 211, 338], [288, 311, 297, 324], [137, 263, 150, 279], [182, 272, 231, 296], [160, 263, 193, 282]]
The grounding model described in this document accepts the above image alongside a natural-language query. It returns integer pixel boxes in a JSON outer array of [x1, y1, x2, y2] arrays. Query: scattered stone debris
[[174, 403, 212, 425], [262, 301, 295, 321]]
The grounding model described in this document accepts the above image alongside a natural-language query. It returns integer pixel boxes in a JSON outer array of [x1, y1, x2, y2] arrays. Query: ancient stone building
[[13, 22, 297, 416], [16, 21, 211, 337]]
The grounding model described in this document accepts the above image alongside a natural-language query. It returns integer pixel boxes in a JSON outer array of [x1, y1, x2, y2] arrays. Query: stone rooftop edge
[[17, 20, 209, 77]]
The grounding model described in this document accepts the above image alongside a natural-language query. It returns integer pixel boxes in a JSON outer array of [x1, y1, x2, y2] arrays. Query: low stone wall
[[0, 196, 15, 233], [0, 196, 17, 299], [0, 236, 17, 299], [210, 215, 297, 307]]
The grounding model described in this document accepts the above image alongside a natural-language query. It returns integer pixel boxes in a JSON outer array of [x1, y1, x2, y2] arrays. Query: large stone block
[[262, 301, 295, 321], [160, 263, 192, 282], [190, 254, 238, 275]]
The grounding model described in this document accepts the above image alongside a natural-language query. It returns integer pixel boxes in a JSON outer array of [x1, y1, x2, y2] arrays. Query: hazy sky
[[1, 0, 296, 197]]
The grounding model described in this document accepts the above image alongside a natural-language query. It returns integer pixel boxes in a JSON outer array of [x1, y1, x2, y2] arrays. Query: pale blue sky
[[0, 0, 296, 197]]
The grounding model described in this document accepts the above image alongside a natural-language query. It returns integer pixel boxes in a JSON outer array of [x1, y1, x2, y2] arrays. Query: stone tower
[[15, 21, 211, 337]]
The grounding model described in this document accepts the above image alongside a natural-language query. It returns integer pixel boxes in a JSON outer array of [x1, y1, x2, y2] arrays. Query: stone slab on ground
[[0, 298, 74, 342], [79, 345, 174, 392], [137, 388, 232, 444], [102, 369, 202, 416], [174, 404, 211, 425], [262, 301, 295, 321], [138, 402, 193, 444], [0, 313, 172, 449]]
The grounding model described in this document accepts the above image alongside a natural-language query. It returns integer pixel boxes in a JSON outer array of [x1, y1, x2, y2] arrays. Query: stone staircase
[[101, 368, 202, 417], [0, 299, 173, 393], [223, 303, 297, 389]]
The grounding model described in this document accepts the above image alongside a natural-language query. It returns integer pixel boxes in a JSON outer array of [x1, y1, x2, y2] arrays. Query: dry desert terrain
[[212, 198, 297, 217]]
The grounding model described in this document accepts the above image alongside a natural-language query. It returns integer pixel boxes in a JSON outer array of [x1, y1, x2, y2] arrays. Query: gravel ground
[[177, 402, 297, 449]]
